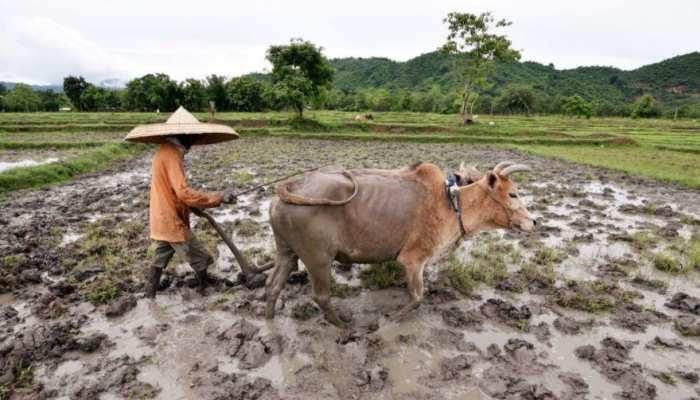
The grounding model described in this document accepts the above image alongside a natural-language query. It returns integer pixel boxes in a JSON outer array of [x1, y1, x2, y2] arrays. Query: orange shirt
[[149, 142, 222, 242]]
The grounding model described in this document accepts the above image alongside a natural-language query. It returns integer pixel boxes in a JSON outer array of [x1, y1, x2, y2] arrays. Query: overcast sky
[[1, 0, 698, 84]]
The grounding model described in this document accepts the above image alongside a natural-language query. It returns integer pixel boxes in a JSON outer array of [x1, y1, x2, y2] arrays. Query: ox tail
[[276, 171, 359, 206]]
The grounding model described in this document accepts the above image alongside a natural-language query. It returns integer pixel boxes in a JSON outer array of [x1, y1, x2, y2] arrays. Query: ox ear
[[487, 172, 498, 189], [458, 162, 483, 185]]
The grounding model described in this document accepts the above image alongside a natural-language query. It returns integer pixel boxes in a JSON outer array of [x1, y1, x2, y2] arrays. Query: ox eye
[[509, 193, 518, 199]]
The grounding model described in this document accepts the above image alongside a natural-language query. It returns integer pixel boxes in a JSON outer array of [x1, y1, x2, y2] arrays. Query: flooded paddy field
[[1, 137, 699, 400]]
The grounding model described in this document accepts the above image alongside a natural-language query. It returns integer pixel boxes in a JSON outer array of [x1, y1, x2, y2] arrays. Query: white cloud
[[0, 0, 698, 84], [0, 17, 132, 84]]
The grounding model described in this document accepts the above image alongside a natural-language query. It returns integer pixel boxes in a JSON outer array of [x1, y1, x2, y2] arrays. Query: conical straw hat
[[125, 106, 239, 145]]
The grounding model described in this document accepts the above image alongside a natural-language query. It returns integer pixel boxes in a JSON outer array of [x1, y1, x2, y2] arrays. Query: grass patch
[[0, 141, 108, 150], [0, 142, 145, 196], [654, 252, 683, 273], [360, 260, 404, 289], [630, 231, 656, 249], [1, 254, 26, 269], [653, 236, 700, 273], [515, 144, 700, 188], [85, 280, 120, 304], [446, 239, 520, 295], [231, 170, 255, 184], [446, 256, 478, 296], [553, 280, 617, 313], [531, 246, 565, 265]]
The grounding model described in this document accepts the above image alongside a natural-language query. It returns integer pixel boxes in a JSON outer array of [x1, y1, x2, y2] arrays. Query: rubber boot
[[195, 269, 209, 295], [145, 267, 163, 299]]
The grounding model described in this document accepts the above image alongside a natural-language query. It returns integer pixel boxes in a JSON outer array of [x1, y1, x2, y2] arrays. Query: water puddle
[[0, 157, 59, 172]]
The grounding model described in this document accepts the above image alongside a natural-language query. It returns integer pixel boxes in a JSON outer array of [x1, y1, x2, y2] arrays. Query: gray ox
[[265, 161, 535, 326]]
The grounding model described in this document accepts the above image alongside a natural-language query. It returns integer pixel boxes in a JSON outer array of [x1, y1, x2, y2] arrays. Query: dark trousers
[[151, 235, 213, 273]]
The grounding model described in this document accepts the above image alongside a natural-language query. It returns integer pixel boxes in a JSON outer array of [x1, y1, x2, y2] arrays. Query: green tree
[[180, 79, 207, 111], [631, 94, 660, 118], [63, 76, 89, 111], [266, 39, 334, 118], [561, 95, 593, 118], [39, 90, 64, 111], [227, 77, 267, 111], [2, 84, 42, 112], [205, 75, 229, 111], [80, 85, 107, 111], [104, 90, 123, 110], [495, 85, 538, 115], [441, 11, 521, 124], [125, 74, 181, 112], [264, 71, 313, 116]]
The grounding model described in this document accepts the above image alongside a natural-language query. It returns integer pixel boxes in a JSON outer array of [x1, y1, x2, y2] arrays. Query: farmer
[[125, 106, 239, 297]]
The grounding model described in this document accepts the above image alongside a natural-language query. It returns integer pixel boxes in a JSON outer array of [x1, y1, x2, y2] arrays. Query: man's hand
[[222, 188, 238, 204]]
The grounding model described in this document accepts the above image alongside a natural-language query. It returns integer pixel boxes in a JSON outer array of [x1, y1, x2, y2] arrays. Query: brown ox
[[265, 161, 535, 326]]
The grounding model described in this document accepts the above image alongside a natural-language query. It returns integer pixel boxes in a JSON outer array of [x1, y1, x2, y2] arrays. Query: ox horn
[[493, 161, 514, 174], [499, 164, 530, 177]]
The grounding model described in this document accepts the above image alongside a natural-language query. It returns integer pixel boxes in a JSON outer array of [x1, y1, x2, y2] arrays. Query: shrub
[[631, 94, 660, 118]]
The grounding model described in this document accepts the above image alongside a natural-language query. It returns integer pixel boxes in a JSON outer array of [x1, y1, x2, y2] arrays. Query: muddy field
[[1, 137, 700, 400]]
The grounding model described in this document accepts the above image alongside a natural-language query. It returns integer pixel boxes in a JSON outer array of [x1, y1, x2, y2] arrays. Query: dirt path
[[1, 137, 699, 399]]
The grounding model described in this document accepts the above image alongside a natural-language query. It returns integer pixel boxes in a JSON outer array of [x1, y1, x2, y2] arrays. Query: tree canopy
[[266, 39, 334, 117], [441, 11, 521, 123]]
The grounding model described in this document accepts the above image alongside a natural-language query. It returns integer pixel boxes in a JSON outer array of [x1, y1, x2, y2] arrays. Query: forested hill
[[330, 51, 700, 109]]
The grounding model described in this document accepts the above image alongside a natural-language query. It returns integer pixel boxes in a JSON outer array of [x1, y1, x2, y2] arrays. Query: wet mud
[[1, 137, 700, 399]]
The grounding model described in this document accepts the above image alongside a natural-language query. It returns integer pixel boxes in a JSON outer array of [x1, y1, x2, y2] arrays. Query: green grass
[[653, 236, 700, 273], [446, 238, 520, 295], [516, 144, 700, 188], [0, 142, 145, 196], [0, 141, 108, 150], [85, 280, 120, 304], [653, 251, 685, 273]]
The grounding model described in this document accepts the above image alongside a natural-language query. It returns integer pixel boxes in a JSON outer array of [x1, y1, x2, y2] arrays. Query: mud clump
[[665, 292, 700, 315], [439, 354, 473, 380], [551, 280, 635, 313], [630, 275, 668, 294], [217, 319, 284, 370], [479, 339, 554, 399], [30, 293, 68, 319], [61, 356, 160, 399], [353, 366, 389, 392], [575, 337, 657, 400], [553, 316, 594, 335], [193, 372, 276, 400], [1, 319, 105, 397], [645, 336, 686, 351], [104, 294, 137, 317], [674, 316, 700, 336], [611, 303, 668, 332], [441, 306, 483, 330], [480, 298, 531, 330]]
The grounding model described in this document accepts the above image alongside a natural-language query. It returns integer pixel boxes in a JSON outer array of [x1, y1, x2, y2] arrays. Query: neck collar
[[445, 173, 468, 237]]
